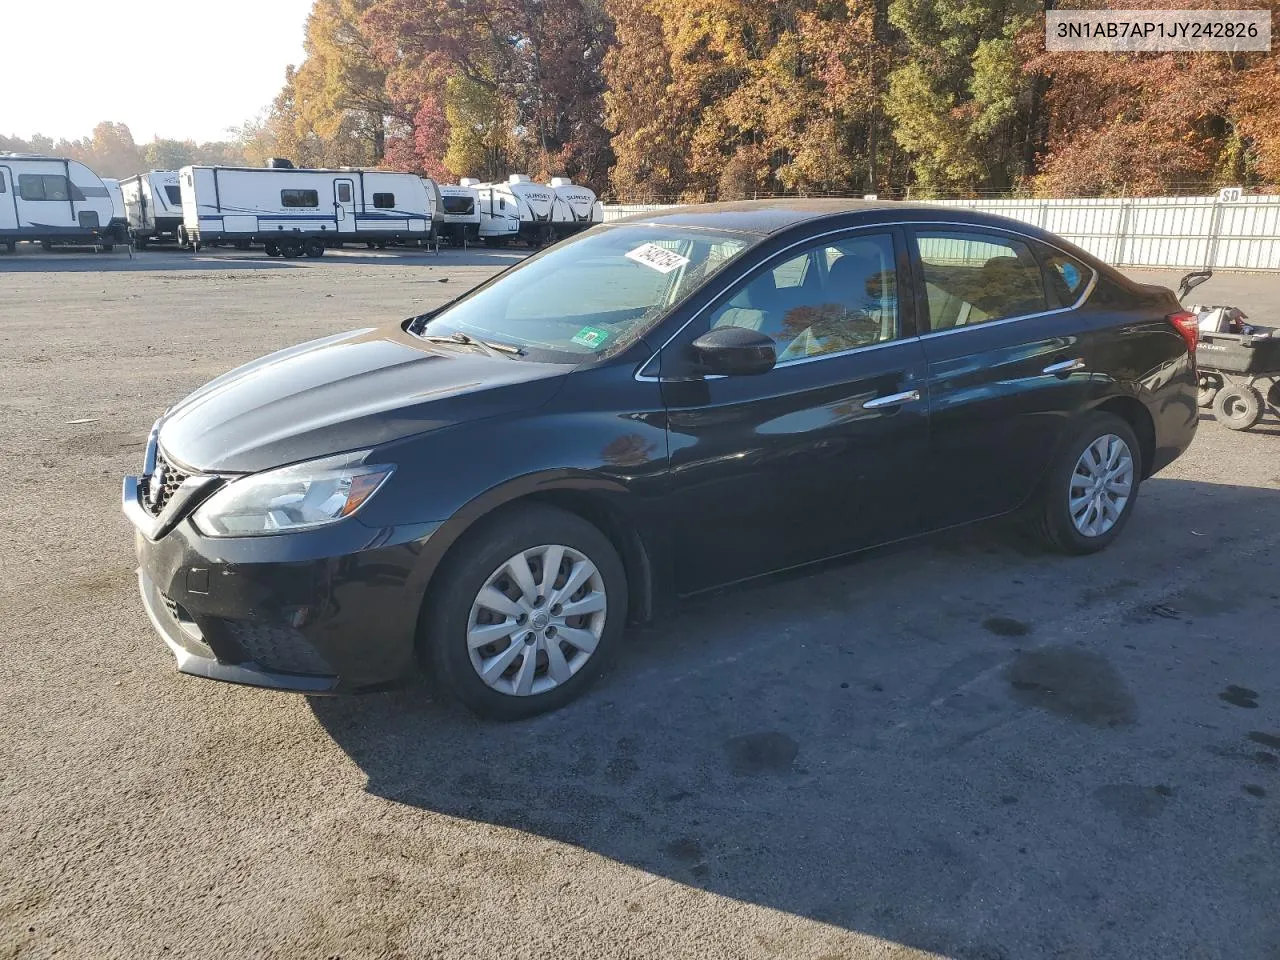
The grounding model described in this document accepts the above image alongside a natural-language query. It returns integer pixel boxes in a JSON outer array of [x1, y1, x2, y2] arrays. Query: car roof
[[611, 198, 1050, 238]]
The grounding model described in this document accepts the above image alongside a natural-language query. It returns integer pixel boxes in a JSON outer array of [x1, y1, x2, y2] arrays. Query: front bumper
[[124, 472, 440, 693]]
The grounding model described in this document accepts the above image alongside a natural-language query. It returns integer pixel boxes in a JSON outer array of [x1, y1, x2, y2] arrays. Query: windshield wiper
[[419, 330, 524, 358]]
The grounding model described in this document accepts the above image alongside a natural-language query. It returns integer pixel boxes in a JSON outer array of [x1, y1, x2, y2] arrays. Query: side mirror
[[691, 326, 776, 377], [1178, 270, 1212, 301]]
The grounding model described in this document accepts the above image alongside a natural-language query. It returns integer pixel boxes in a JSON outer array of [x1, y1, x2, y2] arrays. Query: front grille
[[141, 450, 190, 516]]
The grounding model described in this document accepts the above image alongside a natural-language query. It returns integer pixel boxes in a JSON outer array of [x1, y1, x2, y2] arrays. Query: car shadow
[[308, 477, 1280, 958]]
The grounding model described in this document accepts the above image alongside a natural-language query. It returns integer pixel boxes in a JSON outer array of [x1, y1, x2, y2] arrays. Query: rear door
[[333, 178, 356, 234], [660, 228, 933, 592], [908, 225, 1099, 527], [0, 167, 16, 232]]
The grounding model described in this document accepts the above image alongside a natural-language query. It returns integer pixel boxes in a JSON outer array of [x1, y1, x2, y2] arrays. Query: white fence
[[602, 195, 1280, 271]]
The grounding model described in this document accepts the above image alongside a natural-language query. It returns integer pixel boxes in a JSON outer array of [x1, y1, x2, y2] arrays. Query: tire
[[1197, 374, 1222, 408], [263, 241, 280, 257], [279, 238, 305, 258], [1213, 385, 1263, 431], [1025, 412, 1142, 555], [422, 504, 628, 720], [303, 237, 325, 258]]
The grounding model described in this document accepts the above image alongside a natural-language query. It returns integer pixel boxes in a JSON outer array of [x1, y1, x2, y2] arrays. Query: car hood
[[157, 325, 568, 473]]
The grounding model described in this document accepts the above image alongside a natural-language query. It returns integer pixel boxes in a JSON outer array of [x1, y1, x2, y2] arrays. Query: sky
[[2, 0, 313, 144]]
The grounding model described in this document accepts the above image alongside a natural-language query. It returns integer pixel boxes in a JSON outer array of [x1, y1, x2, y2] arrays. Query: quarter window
[[281, 189, 319, 208], [915, 230, 1047, 331], [18, 174, 83, 202], [372, 192, 394, 209], [1039, 248, 1093, 307], [707, 233, 899, 362]]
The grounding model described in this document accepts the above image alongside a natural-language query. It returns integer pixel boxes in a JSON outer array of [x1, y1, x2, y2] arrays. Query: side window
[[281, 189, 319, 208], [19, 174, 81, 201], [1037, 246, 1094, 308], [336, 182, 352, 203], [707, 233, 899, 362], [915, 230, 1047, 331], [372, 192, 394, 209], [163, 185, 182, 205]]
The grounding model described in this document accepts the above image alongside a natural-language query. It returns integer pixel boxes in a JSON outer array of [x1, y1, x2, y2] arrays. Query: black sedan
[[124, 200, 1199, 718]]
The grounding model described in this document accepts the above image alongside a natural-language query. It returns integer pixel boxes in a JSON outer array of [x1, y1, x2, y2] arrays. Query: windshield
[[416, 224, 754, 361]]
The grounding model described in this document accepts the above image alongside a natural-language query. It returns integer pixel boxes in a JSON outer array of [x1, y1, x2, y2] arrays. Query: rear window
[[163, 185, 181, 205], [372, 192, 395, 209], [442, 195, 474, 215], [281, 189, 319, 208]]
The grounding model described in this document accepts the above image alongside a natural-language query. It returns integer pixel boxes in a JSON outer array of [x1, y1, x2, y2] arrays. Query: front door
[[0, 167, 17, 232], [334, 179, 356, 234], [660, 228, 932, 593]]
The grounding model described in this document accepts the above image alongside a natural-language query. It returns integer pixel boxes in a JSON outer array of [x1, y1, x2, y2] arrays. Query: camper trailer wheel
[[304, 238, 325, 258], [263, 241, 280, 257], [1213, 385, 1263, 431], [279, 238, 305, 258]]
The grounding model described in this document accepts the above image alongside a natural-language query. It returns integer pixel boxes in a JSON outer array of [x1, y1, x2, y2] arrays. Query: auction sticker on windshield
[[625, 242, 691, 274]]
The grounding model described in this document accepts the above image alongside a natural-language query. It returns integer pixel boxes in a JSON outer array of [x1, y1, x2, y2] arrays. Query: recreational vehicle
[[435, 181, 480, 244], [0, 154, 120, 252], [177, 165, 433, 257], [119, 170, 183, 245], [547, 177, 603, 238], [473, 174, 557, 246], [101, 178, 129, 243]]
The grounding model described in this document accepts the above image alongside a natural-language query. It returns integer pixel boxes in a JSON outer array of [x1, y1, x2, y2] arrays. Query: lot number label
[[626, 243, 690, 274]]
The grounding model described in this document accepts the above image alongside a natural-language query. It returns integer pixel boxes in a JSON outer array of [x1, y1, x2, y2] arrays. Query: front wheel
[[1213, 385, 1263, 431], [1025, 413, 1142, 555], [1197, 373, 1222, 408], [423, 504, 627, 720]]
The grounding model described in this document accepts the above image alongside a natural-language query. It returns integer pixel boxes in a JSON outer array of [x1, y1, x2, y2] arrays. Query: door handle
[[1043, 358, 1086, 375], [863, 389, 921, 410]]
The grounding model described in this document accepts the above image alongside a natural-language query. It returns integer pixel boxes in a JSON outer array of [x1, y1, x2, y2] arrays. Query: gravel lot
[[2, 246, 1278, 960]]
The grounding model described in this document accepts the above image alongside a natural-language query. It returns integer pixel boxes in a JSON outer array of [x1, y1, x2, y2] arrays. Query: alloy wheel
[[466, 544, 607, 697], [1069, 433, 1134, 537]]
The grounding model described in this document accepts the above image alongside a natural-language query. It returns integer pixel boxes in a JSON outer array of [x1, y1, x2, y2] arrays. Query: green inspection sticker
[[571, 325, 611, 349]]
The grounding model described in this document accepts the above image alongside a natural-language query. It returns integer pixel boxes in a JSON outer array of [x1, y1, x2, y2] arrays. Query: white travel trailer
[[177, 165, 433, 257], [547, 177, 603, 238], [435, 181, 480, 244], [0, 154, 120, 252], [119, 170, 183, 245], [473, 174, 557, 246], [101, 178, 128, 242]]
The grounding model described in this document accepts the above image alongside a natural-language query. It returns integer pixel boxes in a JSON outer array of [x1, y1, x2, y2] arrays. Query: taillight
[[1168, 310, 1198, 354]]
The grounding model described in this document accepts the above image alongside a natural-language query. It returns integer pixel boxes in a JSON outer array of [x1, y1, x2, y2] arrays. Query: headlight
[[192, 451, 394, 537]]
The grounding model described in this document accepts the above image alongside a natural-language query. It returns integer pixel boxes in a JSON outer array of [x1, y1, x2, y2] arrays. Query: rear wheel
[[423, 504, 627, 720], [1025, 413, 1141, 555], [303, 237, 325, 258], [278, 238, 305, 258], [1213, 385, 1263, 431], [263, 241, 280, 257]]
